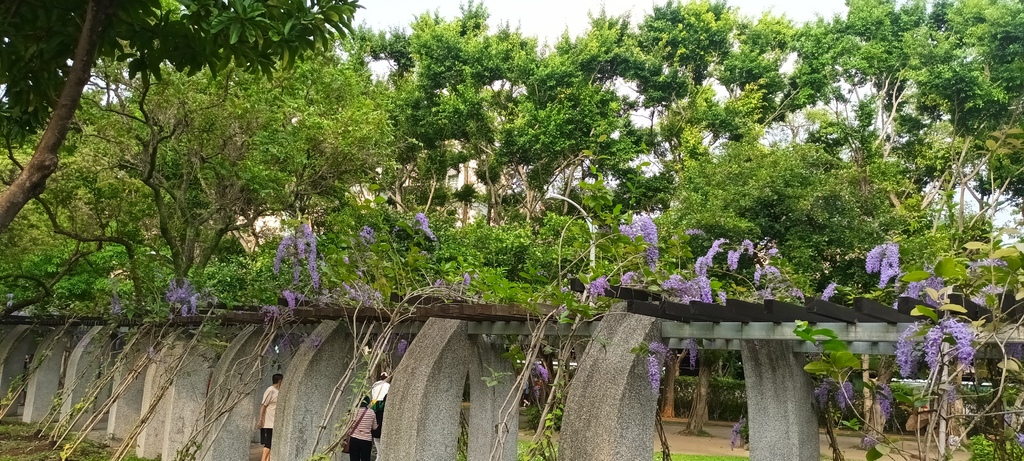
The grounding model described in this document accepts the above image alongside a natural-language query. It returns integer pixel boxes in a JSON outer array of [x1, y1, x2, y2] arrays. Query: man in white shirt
[[369, 372, 390, 455], [257, 373, 282, 461]]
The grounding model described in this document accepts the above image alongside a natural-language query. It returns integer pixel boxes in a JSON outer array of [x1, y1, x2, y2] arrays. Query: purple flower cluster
[[396, 339, 408, 357], [821, 282, 838, 302], [620, 215, 659, 269], [814, 379, 831, 407], [717, 290, 728, 305], [972, 284, 1004, 306], [837, 381, 854, 411], [877, 384, 893, 420], [359, 226, 376, 244], [923, 323, 944, 370], [342, 281, 382, 308], [685, 229, 705, 236], [261, 305, 281, 324], [588, 276, 611, 300], [274, 223, 321, 289], [413, 213, 437, 241], [942, 317, 976, 367], [695, 238, 728, 277], [683, 338, 698, 369], [862, 436, 878, 450], [789, 287, 805, 302], [661, 275, 703, 303], [969, 258, 1009, 272], [896, 323, 923, 378], [621, 271, 639, 286], [753, 265, 780, 285], [1017, 433, 1024, 448], [1007, 343, 1024, 360], [727, 250, 741, 271], [730, 417, 746, 450], [282, 289, 307, 312], [462, 273, 472, 286], [533, 361, 550, 383], [866, 243, 900, 288], [166, 279, 200, 316], [646, 355, 662, 391]]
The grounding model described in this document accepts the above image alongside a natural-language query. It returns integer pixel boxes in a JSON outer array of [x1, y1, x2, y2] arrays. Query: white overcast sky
[[355, 0, 848, 42]]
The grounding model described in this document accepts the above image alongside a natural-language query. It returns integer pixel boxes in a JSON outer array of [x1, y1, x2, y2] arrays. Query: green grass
[[0, 421, 157, 461]]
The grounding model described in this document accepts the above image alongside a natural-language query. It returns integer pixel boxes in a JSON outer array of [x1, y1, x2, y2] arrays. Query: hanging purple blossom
[[359, 226, 376, 244], [261, 305, 280, 324], [877, 384, 893, 420], [837, 381, 854, 411], [969, 258, 1009, 272], [648, 342, 668, 358], [717, 290, 728, 305], [727, 250, 741, 271], [821, 283, 838, 302], [972, 284, 1004, 306], [866, 243, 900, 288], [274, 235, 294, 275], [789, 288, 805, 302], [696, 276, 713, 303], [462, 273, 472, 286], [661, 275, 702, 303], [588, 276, 611, 300], [342, 281, 382, 308], [1007, 343, 1024, 360], [413, 213, 437, 241], [166, 279, 200, 316], [923, 324, 944, 370], [274, 225, 321, 289], [685, 229, 705, 236], [941, 317, 976, 367], [620, 215, 660, 269], [646, 355, 662, 391], [740, 239, 755, 254], [683, 338, 698, 369], [945, 385, 958, 403], [862, 436, 878, 450], [1016, 433, 1024, 448], [282, 290, 300, 312], [396, 339, 408, 357], [111, 291, 123, 315], [730, 417, 746, 450], [896, 323, 922, 378], [621, 271, 638, 286], [532, 362, 550, 383], [814, 379, 831, 407], [695, 238, 728, 277]]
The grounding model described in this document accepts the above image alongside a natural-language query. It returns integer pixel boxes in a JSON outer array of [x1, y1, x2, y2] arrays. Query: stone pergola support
[[0, 325, 37, 415], [59, 326, 112, 426], [107, 334, 152, 441], [379, 318, 472, 461], [137, 342, 182, 458], [467, 335, 518, 461], [22, 328, 72, 423], [271, 320, 357, 461], [196, 326, 274, 461], [160, 341, 216, 460], [559, 311, 661, 461], [740, 340, 819, 461]]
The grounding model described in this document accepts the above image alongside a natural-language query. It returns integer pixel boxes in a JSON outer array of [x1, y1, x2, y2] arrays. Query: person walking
[[348, 397, 378, 461], [369, 372, 390, 454], [257, 373, 283, 461]]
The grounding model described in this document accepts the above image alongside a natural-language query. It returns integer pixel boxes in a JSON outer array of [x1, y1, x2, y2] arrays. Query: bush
[[968, 435, 1024, 460], [522, 405, 562, 432], [674, 376, 747, 422]]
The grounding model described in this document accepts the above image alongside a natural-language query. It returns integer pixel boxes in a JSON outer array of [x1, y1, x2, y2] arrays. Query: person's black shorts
[[260, 428, 273, 448]]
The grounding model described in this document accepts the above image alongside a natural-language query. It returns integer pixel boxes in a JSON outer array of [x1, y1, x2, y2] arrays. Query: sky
[[355, 0, 849, 42]]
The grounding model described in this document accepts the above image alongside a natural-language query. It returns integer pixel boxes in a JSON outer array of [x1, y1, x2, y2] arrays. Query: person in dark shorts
[[258, 373, 283, 461]]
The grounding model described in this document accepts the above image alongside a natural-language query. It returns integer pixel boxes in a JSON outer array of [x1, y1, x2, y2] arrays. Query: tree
[[0, 0, 362, 234]]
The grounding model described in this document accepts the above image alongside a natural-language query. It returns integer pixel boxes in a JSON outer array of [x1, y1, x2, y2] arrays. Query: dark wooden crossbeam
[[723, 299, 776, 322], [763, 299, 831, 323], [805, 299, 863, 323], [854, 298, 916, 324]]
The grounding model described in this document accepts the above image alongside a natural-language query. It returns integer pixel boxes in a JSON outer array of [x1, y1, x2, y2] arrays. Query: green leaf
[[901, 270, 931, 282], [803, 361, 832, 375], [933, 257, 964, 279], [911, 305, 938, 321], [866, 443, 890, 461], [964, 242, 987, 250], [939, 303, 967, 313], [991, 247, 1020, 258]]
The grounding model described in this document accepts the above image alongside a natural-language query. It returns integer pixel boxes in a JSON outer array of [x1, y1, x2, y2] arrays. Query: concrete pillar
[[107, 335, 151, 440], [271, 321, 357, 461], [740, 340, 819, 461], [467, 335, 518, 461], [22, 328, 72, 423], [559, 311, 661, 461], [196, 326, 272, 461], [379, 318, 472, 461], [161, 341, 216, 460], [137, 344, 178, 458], [60, 326, 112, 426], [0, 325, 37, 414]]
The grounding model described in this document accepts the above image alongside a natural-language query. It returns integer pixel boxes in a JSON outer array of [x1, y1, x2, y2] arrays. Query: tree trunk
[[0, 0, 111, 234], [685, 356, 710, 433], [661, 353, 681, 418]]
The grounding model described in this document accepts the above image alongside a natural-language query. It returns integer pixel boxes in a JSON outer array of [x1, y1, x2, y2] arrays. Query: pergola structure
[[1, 283, 1018, 461]]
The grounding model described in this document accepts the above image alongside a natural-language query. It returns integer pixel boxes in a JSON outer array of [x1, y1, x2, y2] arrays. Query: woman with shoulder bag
[[343, 397, 378, 461]]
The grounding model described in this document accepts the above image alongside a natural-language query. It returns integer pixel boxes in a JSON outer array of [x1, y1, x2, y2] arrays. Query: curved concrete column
[[559, 311, 661, 461], [379, 318, 471, 461], [107, 332, 153, 440], [161, 341, 216, 460], [22, 328, 72, 423], [0, 325, 37, 413], [196, 326, 273, 461], [467, 335, 518, 461], [60, 326, 113, 425], [271, 321, 357, 461], [740, 340, 819, 461]]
